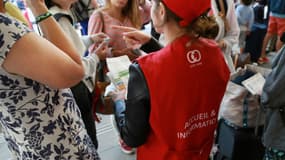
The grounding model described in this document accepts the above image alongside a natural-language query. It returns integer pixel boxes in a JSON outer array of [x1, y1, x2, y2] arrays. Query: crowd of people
[[1, 0, 285, 160]]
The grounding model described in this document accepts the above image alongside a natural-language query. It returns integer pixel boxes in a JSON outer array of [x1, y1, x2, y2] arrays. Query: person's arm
[[222, 0, 240, 49], [28, 2, 83, 66], [261, 47, 285, 109], [88, 11, 104, 52], [248, 9, 254, 31], [81, 41, 108, 90], [235, 6, 242, 25], [140, 37, 163, 53], [113, 63, 151, 147], [2, 0, 84, 89], [81, 33, 108, 49], [111, 25, 163, 53]]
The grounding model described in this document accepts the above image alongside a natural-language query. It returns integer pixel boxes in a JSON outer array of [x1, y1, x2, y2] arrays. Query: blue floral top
[[0, 14, 100, 160]]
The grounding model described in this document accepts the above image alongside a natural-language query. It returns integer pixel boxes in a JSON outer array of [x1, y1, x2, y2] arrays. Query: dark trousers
[[244, 25, 267, 62], [71, 81, 98, 149]]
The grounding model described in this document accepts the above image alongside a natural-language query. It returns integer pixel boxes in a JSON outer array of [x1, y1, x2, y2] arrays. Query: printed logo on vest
[[187, 50, 201, 64], [177, 109, 217, 139]]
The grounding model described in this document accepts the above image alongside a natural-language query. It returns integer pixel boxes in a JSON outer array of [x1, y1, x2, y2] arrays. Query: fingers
[[124, 36, 142, 49], [93, 41, 109, 60], [123, 31, 143, 43], [123, 31, 151, 46], [96, 32, 108, 38], [90, 33, 109, 43], [111, 25, 137, 32]]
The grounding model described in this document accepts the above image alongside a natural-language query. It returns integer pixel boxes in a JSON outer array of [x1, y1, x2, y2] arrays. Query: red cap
[[162, 0, 211, 27]]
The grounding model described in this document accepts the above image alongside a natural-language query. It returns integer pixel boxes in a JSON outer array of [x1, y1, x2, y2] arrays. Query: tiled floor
[[96, 115, 136, 160], [0, 133, 11, 160]]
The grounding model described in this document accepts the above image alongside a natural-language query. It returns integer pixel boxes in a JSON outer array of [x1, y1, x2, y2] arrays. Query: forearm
[[29, 3, 82, 65], [140, 37, 163, 53], [81, 35, 93, 49], [81, 53, 99, 78]]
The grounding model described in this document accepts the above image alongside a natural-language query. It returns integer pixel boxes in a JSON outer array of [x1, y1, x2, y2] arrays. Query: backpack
[[71, 0, 95, 22], [53, 13, 73, 25]]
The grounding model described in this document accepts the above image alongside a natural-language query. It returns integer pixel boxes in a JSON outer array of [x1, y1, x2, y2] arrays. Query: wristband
[[35, 12, 53, 24]]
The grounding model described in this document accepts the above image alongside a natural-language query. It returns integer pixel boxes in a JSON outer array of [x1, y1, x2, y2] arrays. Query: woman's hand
[[111, 25, 151, 49], [92, 40, 109, 60], [111, 48, 139, 61], [90, 33, 109, 44]]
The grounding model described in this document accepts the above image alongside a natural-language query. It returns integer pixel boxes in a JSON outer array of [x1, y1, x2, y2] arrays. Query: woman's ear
[[158, 2, 166, 20]]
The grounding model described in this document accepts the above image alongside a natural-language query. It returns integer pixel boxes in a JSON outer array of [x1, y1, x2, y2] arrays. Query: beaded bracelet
[[35, 12, 53, 24]]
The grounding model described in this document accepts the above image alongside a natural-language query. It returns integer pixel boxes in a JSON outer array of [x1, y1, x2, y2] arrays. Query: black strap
[[53, 13, 73, 25], [79, 0, 93, 11], [97, 11, 106, 82], [242, 93, 251, 128], [279, 107, 285, 126]]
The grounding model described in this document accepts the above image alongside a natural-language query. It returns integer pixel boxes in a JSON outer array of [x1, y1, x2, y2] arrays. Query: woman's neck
[[59, 3, 71, 11], [163, 22, 186, 45]]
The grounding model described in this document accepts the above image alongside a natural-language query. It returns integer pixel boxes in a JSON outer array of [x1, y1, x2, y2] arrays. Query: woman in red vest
[[111, 0, 230, 159]]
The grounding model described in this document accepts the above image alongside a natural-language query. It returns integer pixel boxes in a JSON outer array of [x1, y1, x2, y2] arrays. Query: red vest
[[137, 35, 230, 160]]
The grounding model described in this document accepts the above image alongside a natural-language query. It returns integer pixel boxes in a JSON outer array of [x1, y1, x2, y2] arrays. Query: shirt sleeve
[[248, 9, 255, 30], [88, 11, 104, 53], [261, 47, 285, 109], [140, 37, 163, 53], [0, 14, 31, 65], [115, 63, 151, 147]]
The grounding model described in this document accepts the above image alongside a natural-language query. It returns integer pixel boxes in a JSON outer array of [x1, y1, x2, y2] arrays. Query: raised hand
[[93, 40, 109, 60], [111, 25, 151, 49], [90, 33, 109, 44]]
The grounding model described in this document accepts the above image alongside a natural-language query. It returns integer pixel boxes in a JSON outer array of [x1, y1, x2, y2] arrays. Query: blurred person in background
[[258, 0, 285, 64], [71, 0, 99, 35], [211, 0, 240, 73], [261, 32, 285, 160]]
